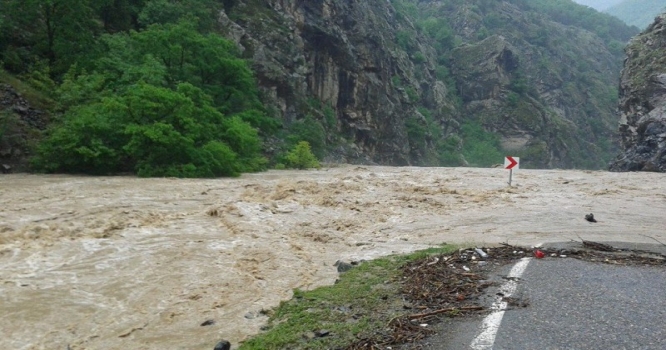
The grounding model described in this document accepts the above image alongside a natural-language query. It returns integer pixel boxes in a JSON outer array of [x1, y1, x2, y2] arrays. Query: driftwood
[[408, 306, 484, 320], [576, 236, 615, 252], [582, 240, 615, 252]]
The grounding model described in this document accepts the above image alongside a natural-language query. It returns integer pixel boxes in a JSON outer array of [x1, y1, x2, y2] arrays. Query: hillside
[[0, 0, 640, 174], [220, 0, 638, 169], [610, 14, 666, 172], [605, 0, 666, 29]]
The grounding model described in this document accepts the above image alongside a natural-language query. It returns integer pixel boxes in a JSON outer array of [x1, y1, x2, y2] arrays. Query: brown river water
[[1, 166, 665, 349]]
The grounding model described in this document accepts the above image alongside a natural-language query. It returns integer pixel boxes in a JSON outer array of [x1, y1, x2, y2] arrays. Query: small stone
[[244, 312, 256, 319], [335, 305, 352, 313], [213, 340, 231, 350], [334, 260, 353, 273], [200, 319, 215, 326], [585, 213, 597, 223], [314, 329, 330, 337]]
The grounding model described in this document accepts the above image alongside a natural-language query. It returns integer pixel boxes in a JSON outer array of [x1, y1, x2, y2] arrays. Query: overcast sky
[[570, 0, 625, 11]]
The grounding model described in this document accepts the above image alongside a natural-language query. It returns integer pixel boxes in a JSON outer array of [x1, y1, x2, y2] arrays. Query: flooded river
[[1, 166, 665, 349]]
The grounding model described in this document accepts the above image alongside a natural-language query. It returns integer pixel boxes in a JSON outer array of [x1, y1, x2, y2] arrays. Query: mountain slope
[[218, 0, 638, 169], [605, 0, 666, 29], [0, 0, 641, 172], [436, 0, 635, 168], [610, 14, 666, 172]]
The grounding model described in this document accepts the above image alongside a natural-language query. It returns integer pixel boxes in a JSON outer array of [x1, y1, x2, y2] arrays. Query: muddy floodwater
[[1, 166, 665, 349]]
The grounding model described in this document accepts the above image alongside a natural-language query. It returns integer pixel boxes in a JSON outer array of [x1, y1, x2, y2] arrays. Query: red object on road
[[534, 250, 545, 259]]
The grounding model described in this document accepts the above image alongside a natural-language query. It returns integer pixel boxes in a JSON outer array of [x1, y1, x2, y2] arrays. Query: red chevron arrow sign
[[504, 156, 519, 170]]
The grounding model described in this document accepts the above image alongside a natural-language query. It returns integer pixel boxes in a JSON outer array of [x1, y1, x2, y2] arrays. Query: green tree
[[93, 0, 145, 32], [1, 0, 100, 75], [137, 0, 221, 31], [78, 21, 279, 133], [34, 82, 265, 177]]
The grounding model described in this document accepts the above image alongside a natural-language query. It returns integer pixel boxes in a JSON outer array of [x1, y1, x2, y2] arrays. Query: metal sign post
[[504, 156, 519, 186]]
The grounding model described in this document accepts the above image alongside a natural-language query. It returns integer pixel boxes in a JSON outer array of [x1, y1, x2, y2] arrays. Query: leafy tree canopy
[[29, 16, 277, 177]]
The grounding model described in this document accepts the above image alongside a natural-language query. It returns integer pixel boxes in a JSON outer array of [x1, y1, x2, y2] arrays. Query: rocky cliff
[[219, 0, 636, 168], [442, 0, 630, 168], [0, 0, 636, 170], [220, 0, 456, 165], [610, 14, 666, 172], [0, 84, 49, 171]]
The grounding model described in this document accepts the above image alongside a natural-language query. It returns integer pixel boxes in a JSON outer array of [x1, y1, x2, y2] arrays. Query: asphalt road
[[418, 243, 666, 350]]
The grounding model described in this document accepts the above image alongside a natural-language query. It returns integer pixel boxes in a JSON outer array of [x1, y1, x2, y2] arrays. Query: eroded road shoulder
[[423, 242, 666, 350]]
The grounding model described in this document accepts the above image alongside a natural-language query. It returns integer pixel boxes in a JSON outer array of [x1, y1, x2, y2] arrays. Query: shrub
[[460, 121, 504, 167], [285, 141, 320, 169], [396, 30, 413, 51], [412, 51, 426, 64], [286, 115, 326, 158]]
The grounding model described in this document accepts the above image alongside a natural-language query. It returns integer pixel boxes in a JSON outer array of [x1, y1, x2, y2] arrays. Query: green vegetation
[[240, 245, 456, 350], [460, 121, 504, 167], [0, 0, 284, 177], [285, 115, 327, 159], [0, 69, 55, 110], [395, 30, 414, 51], [0, 110, 14, 142], [284, 141, 320, 170], [0, 0, 641, 172], [437, 134, 465, 166]]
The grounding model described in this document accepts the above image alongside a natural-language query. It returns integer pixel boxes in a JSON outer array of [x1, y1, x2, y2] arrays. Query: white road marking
[[470, 257, 532, 350]]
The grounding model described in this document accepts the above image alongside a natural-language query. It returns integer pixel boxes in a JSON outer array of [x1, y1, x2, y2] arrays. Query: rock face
[[220, 0, 634, 168], [220, 0, 455, 165], [610, 14, 666, 172], [0, 84, 49, 170], [445, 1, 628, 169]]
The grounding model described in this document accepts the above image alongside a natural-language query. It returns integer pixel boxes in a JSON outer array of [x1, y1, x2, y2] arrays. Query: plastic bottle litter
[[475, 248, 488, 259]]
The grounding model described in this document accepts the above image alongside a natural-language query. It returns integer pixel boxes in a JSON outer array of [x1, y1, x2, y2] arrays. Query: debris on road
[[580, 239, 615, 252], [345, 241, 665, 349], [585, 213, 597, 223]]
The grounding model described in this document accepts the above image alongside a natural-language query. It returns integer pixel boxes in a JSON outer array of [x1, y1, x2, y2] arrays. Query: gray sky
[[570, 0, 625, 11]]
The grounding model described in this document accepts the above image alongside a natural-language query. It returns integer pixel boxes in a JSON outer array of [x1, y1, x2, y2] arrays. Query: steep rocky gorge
[[445, 1, 627, 168], [220, 0, 456, 165], [610, 14, 666, 172], [220, 0, 635, 168], [0, 0, 640, 170]]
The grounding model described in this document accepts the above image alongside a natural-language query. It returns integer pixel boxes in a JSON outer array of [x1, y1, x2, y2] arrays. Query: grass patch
[[239, 244, 457, 350], [0, 69, 55, 111]]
